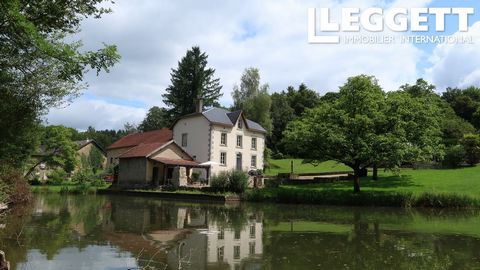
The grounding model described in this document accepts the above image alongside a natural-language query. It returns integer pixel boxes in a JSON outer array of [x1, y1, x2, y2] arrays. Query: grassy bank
[[32, 182, 111, 195], [254, 159, 480, 208]]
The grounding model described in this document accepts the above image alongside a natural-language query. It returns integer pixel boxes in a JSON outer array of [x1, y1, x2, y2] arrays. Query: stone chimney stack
[[195, 99, 203, 113]]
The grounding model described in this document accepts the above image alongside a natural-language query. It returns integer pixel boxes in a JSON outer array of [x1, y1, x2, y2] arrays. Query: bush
[[0, 166, 32, 204], [47, 169, 68, 185], [442, 145, 466, 168], [191, 172, 200, 181], [211, 170, 248, 193], [264, 176, 282, 188]]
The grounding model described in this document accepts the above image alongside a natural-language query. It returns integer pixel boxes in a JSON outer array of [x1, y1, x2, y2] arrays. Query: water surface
[[1, 194, 480, 269]]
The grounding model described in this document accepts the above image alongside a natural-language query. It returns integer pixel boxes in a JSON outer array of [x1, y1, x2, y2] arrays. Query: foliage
[[211, 170, 248, 193], [442, 145, 466, 168], [442, 86, 480, 129], [26, 125, 78, 177], [46, 169, 68, 185], [232, 67, 273, 133], [269, 92, 295, 153], [0, 0, 119, 168], [163, 46, 222, 119], [286, 83, 321, 117], [0, 165, 32, 204], [283, 75, 443, 193], [461, 133, 480, 166], [79, 146, 104, 173], [72, 126, 126, 149], [138, 106, 170, 131]]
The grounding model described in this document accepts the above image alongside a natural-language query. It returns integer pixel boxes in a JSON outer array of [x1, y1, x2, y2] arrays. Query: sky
[[46, 0, 480, 130]]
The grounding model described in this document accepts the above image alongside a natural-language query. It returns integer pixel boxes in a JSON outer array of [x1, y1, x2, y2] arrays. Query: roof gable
[[107, 128, 172, 150], [172, 107, 267, 133]]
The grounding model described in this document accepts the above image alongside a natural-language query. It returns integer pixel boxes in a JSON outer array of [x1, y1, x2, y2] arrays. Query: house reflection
[[105, 197, 263, 270]]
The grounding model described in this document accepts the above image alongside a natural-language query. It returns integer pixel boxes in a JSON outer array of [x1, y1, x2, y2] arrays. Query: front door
[[236, 153, 242, 171], [152, 167, 159, 186]]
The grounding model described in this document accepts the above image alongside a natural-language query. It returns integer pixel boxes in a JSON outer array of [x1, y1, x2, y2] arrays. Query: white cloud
[[45, 97, 146, 130], [47, 0, 441, 129], [425, 21, 480, 90]]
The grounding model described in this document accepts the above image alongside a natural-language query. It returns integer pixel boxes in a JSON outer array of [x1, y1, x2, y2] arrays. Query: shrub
[[191, 172, 200, 181], [211, 171, 229, 192], [47, 169, 68, 185], [211, 170, 248, 193], [442, 145, 465, 168], [264, 176, 282, 188], [228, 170, 248, 193], [0, 166, 32, 204], [72, 169, 94, 183]]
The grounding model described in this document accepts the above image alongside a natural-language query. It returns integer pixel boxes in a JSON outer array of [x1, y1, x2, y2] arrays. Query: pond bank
[[98, 189, 240, 203], [244, 187, 480, 208]]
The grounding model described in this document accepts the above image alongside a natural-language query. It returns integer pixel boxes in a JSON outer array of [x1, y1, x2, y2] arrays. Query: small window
[[251, 155, 257, 168], [181, 133, 188, 147], [220, 133, 227, 146], [234, 246, 240, 259], [220, 152, 227, 166], [249, 242, 255, 255], [218, 229, 224, 240], [238, 120, 243, 129], [249, 224, 256, 238], [236, 135, 243, 148], [251, 138, 257, 150], [234, 229, 241, 239]]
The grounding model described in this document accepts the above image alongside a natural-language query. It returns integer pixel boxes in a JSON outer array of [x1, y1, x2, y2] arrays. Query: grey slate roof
[[201, 107, 267, 133]]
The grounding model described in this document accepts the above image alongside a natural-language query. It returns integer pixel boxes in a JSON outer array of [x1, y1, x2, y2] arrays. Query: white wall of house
[[173, 114, 265, 177], [173, 115, 211, 163]]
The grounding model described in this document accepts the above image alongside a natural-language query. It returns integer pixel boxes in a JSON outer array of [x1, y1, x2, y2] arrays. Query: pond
[[1, 194, 480, 270]]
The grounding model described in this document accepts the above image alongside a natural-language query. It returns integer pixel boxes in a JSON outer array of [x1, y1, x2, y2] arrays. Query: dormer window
[[238, 120, 242, 129]]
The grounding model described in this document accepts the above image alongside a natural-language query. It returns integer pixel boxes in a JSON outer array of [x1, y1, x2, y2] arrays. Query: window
[[249, 242, 255, 255], [234, 245, 240, 259], [251, 155, 257, 168], [220, 152, 227, 166], [236, 135, 243, 148], [238, 120, 243, 129], [251, 137, 257, 150], [181, 133, 188, 147], [234, 229, 241, 239], [218, 229, 224, 240], [249, 224, 256, 238], [220, 133, 227, 146]]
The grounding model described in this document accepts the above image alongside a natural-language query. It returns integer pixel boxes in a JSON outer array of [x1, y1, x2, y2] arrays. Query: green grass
[[32, 182, 111, 194], [265, 159, 351, 176], [254, 159, 480, 208]]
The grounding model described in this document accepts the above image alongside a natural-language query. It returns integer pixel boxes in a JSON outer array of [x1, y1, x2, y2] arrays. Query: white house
[[172, 102, 267, 179]]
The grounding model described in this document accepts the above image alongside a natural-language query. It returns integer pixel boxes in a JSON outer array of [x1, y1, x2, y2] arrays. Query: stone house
[[171, 103, 267, 179]]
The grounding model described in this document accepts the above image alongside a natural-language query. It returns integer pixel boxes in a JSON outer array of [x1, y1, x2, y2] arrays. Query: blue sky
[[46, 0, 480, 130]]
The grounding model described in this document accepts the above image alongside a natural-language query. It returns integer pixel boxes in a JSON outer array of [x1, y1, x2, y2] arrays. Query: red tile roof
[[107, 128, 173, 150], [119, 142, 168, 158], [150, 157, 207, 167]]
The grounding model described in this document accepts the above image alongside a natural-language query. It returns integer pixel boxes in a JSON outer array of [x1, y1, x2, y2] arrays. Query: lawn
[[253, 159, 480, 207], [284, 166, 480, 199], [265, 159, 351, 176]]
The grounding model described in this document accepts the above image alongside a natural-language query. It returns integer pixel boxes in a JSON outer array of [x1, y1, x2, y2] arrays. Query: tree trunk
[[372, 163, 378, 181], [353, 170, 360, 193]]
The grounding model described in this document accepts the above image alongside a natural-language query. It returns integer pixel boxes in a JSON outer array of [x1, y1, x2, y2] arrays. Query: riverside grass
[[254, 159, 480, 208]]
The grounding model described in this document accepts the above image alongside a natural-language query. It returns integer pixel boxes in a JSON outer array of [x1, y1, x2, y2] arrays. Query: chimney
[[195, 99, 203, 113]]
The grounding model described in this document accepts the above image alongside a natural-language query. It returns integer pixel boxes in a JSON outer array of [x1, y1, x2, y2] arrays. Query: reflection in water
[[0, 194, 480, 269]]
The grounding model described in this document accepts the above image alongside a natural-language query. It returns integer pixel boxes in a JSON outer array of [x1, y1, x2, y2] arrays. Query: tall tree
[[0, 0, 119, 167], [269, 93, 295, 153], [138, 106, 169, 132], [286, 83, 321, 117], [232, 67, 273, 133], [283, 75, 442, 193], [442, 86, 480, 129], [163, 46, 222, 119], [461, 134, 480, 166], [26, 125, 78, 177]]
